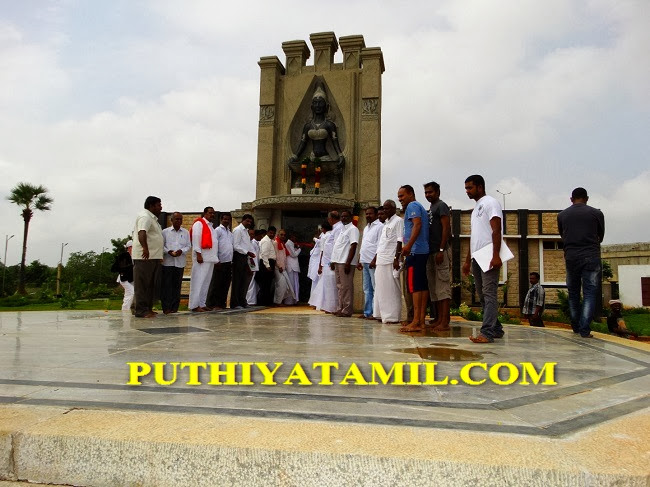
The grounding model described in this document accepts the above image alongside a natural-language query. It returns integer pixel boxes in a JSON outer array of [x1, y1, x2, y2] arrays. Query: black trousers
[[255, 259, 275, 306], [133, 259, 162, 317], [206, 261, 232, 308], [230, 252, 250, 308], [160, 266, 184, 312]]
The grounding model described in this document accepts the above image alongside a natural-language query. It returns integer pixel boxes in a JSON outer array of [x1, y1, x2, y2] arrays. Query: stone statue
[[287, 83, 345, 194]]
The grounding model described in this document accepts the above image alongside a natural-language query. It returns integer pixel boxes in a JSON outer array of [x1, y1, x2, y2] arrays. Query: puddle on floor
[[393, 347, 484, 361]]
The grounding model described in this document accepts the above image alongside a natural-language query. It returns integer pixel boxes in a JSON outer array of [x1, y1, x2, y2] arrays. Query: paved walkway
[[0, 308, 648, 485]]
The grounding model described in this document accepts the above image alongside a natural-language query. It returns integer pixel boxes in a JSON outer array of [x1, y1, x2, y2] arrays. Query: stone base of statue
[[287, 159, 342, 195]]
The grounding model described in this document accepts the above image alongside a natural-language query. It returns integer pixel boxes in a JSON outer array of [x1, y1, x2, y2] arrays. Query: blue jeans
[[362, 263, 376, 317], [565, 256, 601, 337]]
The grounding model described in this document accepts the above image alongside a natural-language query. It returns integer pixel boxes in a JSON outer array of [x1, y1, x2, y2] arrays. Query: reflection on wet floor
[[404, 325, 477, 338], [394, 347, 484, 361]]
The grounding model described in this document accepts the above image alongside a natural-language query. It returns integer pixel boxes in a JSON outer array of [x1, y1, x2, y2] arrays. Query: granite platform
[[0, 308, 648, 486]]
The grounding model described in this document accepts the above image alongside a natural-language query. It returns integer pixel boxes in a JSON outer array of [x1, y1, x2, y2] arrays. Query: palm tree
[[7, 183, 53, 295]]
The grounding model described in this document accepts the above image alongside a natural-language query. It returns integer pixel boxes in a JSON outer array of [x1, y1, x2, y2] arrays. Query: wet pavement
[[0, 308, 648, 437]]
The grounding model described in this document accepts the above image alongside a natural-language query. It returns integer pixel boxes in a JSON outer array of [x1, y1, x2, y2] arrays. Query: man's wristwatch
[[439, 248, 444, 252]]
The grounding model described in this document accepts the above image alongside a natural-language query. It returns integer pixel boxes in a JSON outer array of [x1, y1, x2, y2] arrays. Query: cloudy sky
[[1, 0, 648, 266]]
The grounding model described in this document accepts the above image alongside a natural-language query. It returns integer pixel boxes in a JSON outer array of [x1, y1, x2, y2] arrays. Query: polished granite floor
[[0, 309, 648, 437]]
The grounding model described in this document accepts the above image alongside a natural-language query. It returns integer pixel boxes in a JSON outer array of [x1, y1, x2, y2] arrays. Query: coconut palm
[[7, 183, 53, 294]]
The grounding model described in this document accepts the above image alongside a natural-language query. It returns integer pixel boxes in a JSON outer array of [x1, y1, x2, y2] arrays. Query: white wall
[[618, 265, 650, 307]]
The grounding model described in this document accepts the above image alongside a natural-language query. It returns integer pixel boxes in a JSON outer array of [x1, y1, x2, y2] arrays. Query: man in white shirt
[[462, 175, 504, 343], [284, 233, 301, 305], [371, 200, 403, 324], [330, 209, 359, 317], [189, 207, 219, 312], [132, 196, 164, 318], [255, 226, 277, 306], [230, 214, 256, 309], [161, 212, 191, 314], [207, 213, 233, 309], [356, 206, 383, 318], [274, 229, 295, 305], [247, 229, 263, 305]]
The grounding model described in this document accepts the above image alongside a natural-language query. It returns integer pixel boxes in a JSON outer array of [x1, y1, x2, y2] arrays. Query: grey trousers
[[133, 259, 162, 317], [471, 260, 503, 339], [334, 263, 355, 316]]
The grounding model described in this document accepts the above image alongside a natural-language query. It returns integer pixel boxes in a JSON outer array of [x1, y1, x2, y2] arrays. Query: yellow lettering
[[339, 363, 368, 385], [239, 362, 255, 386], [256, 362, 283, 385], [180, 362, 206, 385], [489, 362, 519, 386], [312, 362, 339, 385], [520, 362, 557, 385], [406, 362, 422, 385], [207, 362, 238, 385], [126, 362, 151, 385], [368, 362, 406, 385], [459, 362, 487, 385], [283, 363, 312, 385], [422, 362, 449, 385], [153, 362, 179, 386]]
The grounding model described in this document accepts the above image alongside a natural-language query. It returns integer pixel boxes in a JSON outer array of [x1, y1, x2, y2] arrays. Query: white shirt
[[132, 209, 164, 260], [259, 235, 276, 269], [359, 219, 384, 264], [250, 239, 260, 271], [191, 218, 219, 263], [321, 231, 334, 266], [232, 223, 252, 256], [331, 223, 360, 265], [216, 224, 234, 262], [376, 214, 404, 265], [330, 221, 343, 247], [162, 226, 191, 267], [286, 240, 301, 272], [470, 195, 503, 254]]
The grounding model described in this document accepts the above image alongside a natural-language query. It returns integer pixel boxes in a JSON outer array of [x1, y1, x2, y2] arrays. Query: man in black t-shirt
[[424, 181, 452, 331], [557, 187, 605, 338]]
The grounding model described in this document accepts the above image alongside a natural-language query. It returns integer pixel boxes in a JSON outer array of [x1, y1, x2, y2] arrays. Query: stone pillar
[[256, 56, 285, 199], [358, 47, 385, 204], [310, 32, 338, 72], [282, 40, 310, 76], [339, 35, 365, 70]]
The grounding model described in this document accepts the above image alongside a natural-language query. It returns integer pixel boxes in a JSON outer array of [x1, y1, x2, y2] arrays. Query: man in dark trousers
[[557, 187, 605, 338]]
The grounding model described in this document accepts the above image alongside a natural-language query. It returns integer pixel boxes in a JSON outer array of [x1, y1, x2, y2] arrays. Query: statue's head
[[311, 83, 328, 115]]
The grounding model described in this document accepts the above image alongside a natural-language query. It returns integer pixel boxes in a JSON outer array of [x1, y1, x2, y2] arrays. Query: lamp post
[[496, 189, 511, 210], [56, 242, 68, 297], [2, 234, 15, 296]]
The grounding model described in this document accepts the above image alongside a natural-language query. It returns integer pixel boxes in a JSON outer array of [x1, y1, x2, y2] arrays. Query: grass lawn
[[0, 299, 190, 313]]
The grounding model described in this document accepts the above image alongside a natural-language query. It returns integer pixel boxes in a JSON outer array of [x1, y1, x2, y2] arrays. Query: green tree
[[7, 183, 53, 294], [25, 260, 55, 287]]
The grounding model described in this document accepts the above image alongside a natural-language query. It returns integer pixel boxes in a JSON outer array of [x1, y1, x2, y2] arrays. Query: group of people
[[122, 175, 615, 342], [305, 181, 453, 334]]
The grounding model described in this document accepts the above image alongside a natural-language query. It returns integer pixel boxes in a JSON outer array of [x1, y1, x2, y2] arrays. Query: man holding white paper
[[462, 175, 505, 343]]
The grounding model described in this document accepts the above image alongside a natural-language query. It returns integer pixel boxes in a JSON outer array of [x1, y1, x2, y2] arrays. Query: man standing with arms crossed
[[398, 185, 430, 332], [132, 196, 164, 318], [424, 181, 452, 331], [557, 187, 605, 338], [462, 175, 504, 343]]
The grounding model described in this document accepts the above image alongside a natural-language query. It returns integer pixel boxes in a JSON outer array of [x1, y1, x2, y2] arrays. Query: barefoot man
[[398, 185, 430, 332], [424, 181, 452, 331]]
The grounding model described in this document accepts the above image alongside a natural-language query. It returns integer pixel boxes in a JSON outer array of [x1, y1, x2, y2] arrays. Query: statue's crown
[[312, 83, 327, 101]]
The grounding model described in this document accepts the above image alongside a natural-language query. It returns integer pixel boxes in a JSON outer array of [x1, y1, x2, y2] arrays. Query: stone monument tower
[[238, 32, 385, 239]]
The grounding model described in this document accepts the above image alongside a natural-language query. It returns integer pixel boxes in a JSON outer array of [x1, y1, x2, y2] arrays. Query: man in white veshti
[[371, 199, 404, 323], [189, 207, 219, 312], [273, 229, 295, 305], [284, 233, 301, 305]]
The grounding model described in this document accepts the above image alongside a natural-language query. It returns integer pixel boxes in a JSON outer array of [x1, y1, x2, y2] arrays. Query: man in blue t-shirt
[[397, 184, 430, 332]]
